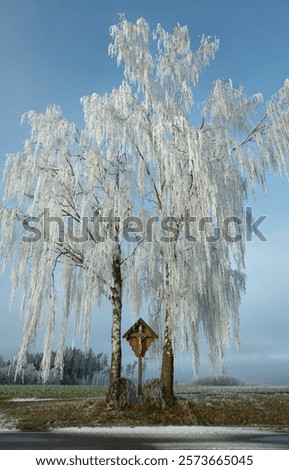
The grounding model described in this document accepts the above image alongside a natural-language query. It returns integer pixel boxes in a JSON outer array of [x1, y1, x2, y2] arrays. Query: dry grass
[[1, 388, 289, 432]]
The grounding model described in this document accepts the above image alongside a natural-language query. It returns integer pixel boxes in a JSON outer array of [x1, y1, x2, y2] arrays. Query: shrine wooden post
[[123, 318, 158, 399]]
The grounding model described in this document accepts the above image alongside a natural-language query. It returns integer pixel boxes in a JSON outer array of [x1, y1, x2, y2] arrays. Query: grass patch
[[0, 384, 107, 400], [1, 386, 289, 432]]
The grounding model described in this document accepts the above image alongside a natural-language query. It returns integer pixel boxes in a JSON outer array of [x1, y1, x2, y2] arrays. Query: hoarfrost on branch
[[1, 15, 289, 385]]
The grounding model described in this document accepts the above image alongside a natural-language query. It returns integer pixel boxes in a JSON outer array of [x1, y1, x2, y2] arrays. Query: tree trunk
[[160, 308, 175, 406], [106, 244, 122, 404]]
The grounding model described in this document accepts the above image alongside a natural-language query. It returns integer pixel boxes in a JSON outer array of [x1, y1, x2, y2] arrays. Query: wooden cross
[[129, 324, 147, 396], [123, 318, 158, 399], [129, 324, 150, 357]]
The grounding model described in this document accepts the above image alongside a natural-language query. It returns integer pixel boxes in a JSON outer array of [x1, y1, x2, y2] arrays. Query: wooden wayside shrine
[[123, 318, 158, 398]]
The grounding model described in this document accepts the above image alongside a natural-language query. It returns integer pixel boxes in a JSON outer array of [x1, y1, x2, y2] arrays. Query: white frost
[[1, 15, 289, 383]]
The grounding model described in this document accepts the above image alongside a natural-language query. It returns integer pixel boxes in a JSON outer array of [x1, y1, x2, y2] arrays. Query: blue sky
[[1, 0, 289, 384]]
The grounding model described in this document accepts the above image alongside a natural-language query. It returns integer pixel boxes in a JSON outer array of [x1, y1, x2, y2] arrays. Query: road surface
[[0, 426, 288, 449]]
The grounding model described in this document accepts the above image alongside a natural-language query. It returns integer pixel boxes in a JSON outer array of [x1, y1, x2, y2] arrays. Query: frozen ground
[[56, 425, 263, 435], [1, 388, 289, 449], [1, 385, 289, 435], [1, 426, 288, 450], [0, 414, 6, 429], [175, 384, 289, 398], [55, 426, 278, 450]]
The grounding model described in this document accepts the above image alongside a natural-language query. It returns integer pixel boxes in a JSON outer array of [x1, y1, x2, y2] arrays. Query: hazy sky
[[1, 0, 289, 384]]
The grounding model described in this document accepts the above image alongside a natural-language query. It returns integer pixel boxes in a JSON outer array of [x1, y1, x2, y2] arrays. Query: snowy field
[[175, 384, 289, 398]]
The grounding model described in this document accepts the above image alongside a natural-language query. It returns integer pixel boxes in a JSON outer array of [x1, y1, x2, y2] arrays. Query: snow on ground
[[175, 384, 289, 398], [9, 398, 56, 402], [0, 412, 15, 432], [55, 425, 273, 436], [54, 426, 283, 450]]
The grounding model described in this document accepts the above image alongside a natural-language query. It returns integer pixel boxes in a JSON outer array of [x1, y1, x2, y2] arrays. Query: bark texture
[[143, 378, 165, 408], [160, 308, 175, 406], [106, 377, 137, 408], [106, 245, 122, 404]]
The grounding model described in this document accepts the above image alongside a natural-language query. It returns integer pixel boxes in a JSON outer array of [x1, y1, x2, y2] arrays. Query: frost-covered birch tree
[[108, 16, 289, 404], [0, 84, 143, 402]]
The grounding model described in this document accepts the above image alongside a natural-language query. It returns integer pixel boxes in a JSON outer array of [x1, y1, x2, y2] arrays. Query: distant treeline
[[0, 348, 139, 385], [192, 375, 246, 386], [0, 348, 118, 385]]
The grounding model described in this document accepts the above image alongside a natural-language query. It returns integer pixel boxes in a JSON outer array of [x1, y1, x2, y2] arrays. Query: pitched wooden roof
[[122, 317, 158, 339]]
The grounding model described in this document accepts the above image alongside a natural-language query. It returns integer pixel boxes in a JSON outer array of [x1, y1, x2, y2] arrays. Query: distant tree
[[125, 363, 132, 379], [131, 360, 137, 380], [82, 348, 97, 385], [94, 352, 110, 385], [0, 358, 9, 384], [61, 347, 96, 384], [193, 375, 246, 386], [22, 363, 38, 384], [125, 360, 137, 381]]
